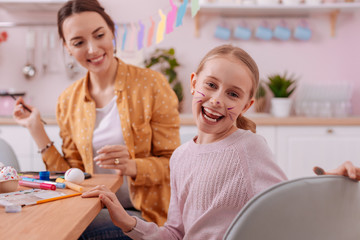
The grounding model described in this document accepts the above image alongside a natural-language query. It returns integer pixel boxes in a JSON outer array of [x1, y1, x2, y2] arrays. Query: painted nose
[[210, 97, 220, 105]]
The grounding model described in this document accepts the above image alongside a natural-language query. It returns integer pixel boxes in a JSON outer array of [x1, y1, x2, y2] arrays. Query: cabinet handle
[[327, 128, 334, 134]]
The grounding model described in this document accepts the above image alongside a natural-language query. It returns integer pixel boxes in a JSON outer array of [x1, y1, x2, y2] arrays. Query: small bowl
[[0, 180, 19, 193]]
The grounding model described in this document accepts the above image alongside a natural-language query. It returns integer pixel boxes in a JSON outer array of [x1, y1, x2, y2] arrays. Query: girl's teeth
[[204, 107, 221, 117], [203, 113, 217, 122]]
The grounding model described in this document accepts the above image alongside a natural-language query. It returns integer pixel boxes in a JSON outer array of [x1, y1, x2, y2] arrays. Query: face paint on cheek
[[227, 106, 237, 121], [196, 91, 205, 97], [193, 90, 205, 103]]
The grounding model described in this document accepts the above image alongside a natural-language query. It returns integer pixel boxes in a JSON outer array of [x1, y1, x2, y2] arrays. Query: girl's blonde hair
[[195, 44, 259, 133]]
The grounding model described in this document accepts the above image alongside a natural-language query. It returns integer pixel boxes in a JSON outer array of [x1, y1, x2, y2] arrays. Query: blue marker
[[21, 177, 66, 189]]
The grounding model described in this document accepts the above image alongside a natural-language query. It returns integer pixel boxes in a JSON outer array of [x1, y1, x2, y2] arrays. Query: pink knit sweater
[[127, 129, 287, 240]]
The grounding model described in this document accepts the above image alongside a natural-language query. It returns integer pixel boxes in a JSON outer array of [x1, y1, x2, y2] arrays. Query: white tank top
[[92, 96, 133, 208]]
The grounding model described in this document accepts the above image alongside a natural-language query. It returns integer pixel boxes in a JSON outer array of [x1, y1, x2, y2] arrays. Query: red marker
[[19, 180, 56, 191]]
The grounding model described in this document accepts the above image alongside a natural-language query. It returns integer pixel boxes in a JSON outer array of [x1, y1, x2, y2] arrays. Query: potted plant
[[144, 48, 183, 109], [254, 81, 267, 113], [266, 72, 297, 117]]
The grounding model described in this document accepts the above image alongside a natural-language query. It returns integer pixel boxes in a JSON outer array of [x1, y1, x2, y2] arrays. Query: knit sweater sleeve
[[126, 146, 186, 240], [245, 133, 288, 199]]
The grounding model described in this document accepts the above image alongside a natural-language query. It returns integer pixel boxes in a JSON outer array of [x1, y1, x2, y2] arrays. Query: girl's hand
[[94, 145, 137, 178], [82, 185, 136, 232], [12, 97, 42, 129], [313, 161, 360, 181]]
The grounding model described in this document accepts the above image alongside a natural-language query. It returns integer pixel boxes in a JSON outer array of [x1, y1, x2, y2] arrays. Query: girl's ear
[[241, 98, 255, 115], [190, 73, 197, 92]]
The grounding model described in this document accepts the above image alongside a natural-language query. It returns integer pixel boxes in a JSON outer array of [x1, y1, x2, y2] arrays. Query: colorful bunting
[[166, 0, 177, 34], [116, 0, 198, 51], [147, 16, 155, 47], [191, 0, 200, 17], [156, 9, 166, 44], [176, 0, 188, 27], [129, 22, 137, 51], [121, 24, 127, 51], [137, 20, 145, 50]]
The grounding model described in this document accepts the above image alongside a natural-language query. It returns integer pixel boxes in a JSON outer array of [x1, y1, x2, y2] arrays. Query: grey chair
[[224, 175, 360, 240], [0, 137, 20, 171]]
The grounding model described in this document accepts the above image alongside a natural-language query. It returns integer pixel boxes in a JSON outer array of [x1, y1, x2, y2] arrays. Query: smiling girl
[[82, 44, 360, 239]]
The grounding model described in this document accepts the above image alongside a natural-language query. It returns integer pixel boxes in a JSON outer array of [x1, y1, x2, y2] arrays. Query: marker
[[21, 177, 66, 189], [19, 180, 56, 191], [56, 178, 83, 193]]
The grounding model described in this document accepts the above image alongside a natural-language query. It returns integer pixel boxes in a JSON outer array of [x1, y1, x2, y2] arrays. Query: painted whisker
[[196, 91, 205, 97], [196, 100, 203, 103]]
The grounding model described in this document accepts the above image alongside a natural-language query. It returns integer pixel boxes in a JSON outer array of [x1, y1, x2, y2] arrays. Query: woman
[[13, 0, 180, 239]]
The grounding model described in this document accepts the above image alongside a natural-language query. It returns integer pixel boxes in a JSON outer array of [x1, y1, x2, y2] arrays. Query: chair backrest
[[0, 138, 20, 171], [224, 175, 360, 240]]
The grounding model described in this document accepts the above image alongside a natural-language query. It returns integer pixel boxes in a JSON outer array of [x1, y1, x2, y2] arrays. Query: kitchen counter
[[1, 114, 360, 126]]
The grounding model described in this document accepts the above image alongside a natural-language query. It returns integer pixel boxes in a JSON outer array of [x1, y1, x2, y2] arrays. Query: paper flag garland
[[115, 0, 200, 51], [191, 0, 200, 17], [138, 21, 145, 50], [147, 16, 155, 47], [129, 22, 137, 51], [156, 9, 166, 44], [122, 24, 127, 51], [166, 0, 177, 34], [176, 0, 188, 27]]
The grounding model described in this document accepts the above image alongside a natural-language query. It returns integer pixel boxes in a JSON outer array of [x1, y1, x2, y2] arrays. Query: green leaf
[[144, 47, 183, 103], [266, 72, 297, 98]]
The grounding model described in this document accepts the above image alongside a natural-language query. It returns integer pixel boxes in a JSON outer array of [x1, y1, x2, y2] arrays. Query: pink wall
[[1, 0, 359, 116]]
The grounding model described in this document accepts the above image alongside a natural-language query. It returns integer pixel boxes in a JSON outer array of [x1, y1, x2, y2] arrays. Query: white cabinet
[[0, 124, 62, 171], [0, 125, 32, 171], [256, 126, 276, 155], [276, 126, 360, 179], [179, 125, 197, 144]]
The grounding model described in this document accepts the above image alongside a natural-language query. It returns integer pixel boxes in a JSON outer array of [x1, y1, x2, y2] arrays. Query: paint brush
[[10, 94, 47, 125]]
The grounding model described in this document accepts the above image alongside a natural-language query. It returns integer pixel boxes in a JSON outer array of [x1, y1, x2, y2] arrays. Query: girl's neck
[[196, 125, 238, 144]]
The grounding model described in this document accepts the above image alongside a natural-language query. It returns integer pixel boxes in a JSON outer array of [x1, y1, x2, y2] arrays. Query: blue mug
[[214, 26, 231, 40], [294, 26, 312, 40], [234, 26, 252, 40], [274, 25, 291, 40], [255, 26, 272, 40]]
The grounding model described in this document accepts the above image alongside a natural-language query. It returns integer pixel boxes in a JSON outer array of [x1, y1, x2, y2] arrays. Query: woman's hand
[[94, 145, 137, 178], [82, 185, 136, 232], [12, 97, 42, 129], [313, 161, 360, 181]]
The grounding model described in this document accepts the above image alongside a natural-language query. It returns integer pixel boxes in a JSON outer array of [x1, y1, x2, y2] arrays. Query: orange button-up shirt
[[42, 59, 180, 225]]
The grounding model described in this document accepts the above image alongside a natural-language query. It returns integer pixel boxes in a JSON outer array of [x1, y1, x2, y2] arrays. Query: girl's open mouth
[[202, 107, 224, 123]]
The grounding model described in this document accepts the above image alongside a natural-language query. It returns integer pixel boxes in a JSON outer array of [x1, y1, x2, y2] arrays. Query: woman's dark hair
[[57, 0, 115, 42]]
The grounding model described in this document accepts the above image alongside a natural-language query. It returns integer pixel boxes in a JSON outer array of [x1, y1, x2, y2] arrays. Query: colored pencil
[[36, 192, 82, 204]]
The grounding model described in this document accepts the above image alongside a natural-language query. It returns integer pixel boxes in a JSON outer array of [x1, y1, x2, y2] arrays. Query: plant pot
[[271, 98, 292, 117]]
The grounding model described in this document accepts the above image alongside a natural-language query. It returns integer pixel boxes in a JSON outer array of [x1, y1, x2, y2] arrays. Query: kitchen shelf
[[192, 2, 360, 37], [0, 0, 67, 12], [196, 3, 360, 16]]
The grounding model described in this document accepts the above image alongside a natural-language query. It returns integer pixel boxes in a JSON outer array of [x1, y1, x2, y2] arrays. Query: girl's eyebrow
[[70, 27, 104, 42], [207, 75, 246, 95]]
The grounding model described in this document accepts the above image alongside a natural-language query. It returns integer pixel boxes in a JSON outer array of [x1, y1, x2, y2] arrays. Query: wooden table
[[0, 174, 122, 240]]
